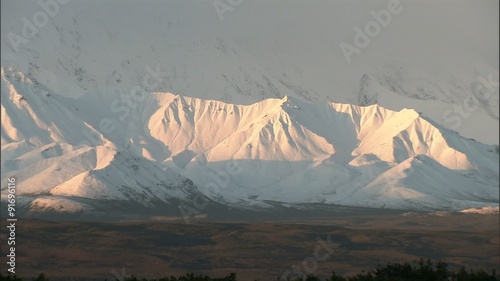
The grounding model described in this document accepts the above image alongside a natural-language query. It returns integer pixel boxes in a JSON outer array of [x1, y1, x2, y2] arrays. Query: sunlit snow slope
[[1, 0, 498, 216], [1, 0, 498, 144], [1, 67, 498, 215]]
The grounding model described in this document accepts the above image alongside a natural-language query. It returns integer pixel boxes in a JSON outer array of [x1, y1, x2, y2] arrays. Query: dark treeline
[[0, 260, 498, 281]]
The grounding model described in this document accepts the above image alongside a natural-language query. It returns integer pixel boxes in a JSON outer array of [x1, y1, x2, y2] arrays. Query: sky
[[2, 0, 498, 69], [217, 0, 499, 70]]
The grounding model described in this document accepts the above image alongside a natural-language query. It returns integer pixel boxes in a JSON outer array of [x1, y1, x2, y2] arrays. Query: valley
[[0, 212, 498, 280]]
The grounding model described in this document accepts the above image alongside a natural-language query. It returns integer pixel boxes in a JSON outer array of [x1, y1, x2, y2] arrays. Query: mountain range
[[1, 67, 498, 218], [1, 0, 498, 218]]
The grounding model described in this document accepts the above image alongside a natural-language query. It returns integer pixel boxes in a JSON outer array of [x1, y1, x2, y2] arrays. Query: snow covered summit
[[1, 67, 498, 216]]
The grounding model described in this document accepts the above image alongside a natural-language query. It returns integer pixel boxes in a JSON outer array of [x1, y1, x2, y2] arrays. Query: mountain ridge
[[1, 67, 498, 217]]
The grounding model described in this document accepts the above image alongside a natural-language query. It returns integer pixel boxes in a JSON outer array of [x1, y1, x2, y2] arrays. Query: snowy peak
[[1, 69, 498, 214], [360, 154, 498, 209], [1, 0, 498, 144]]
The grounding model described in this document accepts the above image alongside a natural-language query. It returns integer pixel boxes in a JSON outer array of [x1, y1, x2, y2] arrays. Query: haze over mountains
[[0, 0, 498, 217]]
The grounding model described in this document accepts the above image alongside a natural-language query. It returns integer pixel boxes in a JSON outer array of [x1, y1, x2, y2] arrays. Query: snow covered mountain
[[1, 67, 498, 217], [1, 0, 498, 144], [1, 0, 498, 217]]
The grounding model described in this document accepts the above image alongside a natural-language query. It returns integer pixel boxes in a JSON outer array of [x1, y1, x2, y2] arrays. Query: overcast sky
[[213, 0, 499, 69], [2, 0, 498, 70]]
